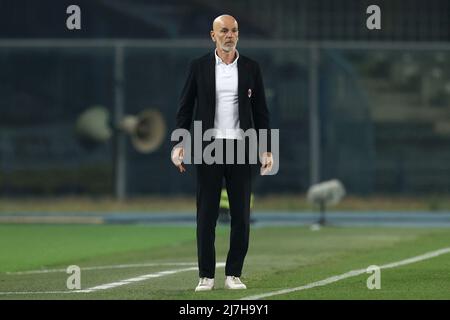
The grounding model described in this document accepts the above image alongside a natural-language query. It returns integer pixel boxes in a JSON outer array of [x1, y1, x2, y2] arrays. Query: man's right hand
[[171, 146, 186, 173]]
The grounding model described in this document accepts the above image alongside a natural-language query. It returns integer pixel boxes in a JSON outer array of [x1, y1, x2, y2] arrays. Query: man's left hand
[[260, 152, 273, 176]]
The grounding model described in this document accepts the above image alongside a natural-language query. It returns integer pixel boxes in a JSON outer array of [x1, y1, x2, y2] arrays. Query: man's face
[[211, 16, 239, 53]]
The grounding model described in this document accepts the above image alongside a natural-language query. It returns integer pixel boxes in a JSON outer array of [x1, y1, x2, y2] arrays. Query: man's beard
[[221, 44, 235, 52]]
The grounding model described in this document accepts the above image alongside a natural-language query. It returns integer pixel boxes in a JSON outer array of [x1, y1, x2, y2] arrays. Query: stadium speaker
[[75, 106, 166, 153], [307, 179, 346, 227], [118, 109, 166, 153], [307, 179, 346, 207]]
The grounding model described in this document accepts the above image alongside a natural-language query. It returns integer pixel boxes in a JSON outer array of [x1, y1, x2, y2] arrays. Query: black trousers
[[195, 139, 252, 278]]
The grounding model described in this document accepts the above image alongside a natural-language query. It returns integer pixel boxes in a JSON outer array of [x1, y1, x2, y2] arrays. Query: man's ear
[[210, 31, 216, 42]]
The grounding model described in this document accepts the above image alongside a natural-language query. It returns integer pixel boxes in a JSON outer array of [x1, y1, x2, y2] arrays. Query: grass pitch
[[1, 224, 450, 300]]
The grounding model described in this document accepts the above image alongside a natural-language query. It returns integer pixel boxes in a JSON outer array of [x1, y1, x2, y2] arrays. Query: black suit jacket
[[174, 51, 271, 152]]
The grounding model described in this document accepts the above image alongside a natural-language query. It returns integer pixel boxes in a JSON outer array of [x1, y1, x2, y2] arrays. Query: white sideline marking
[[6, 262, 198, 275], [0, 263, 225, 296], [241, 247, 450, 300], [4, 247, 449, 297]]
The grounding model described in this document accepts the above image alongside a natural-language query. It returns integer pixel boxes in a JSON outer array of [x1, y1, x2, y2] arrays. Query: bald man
[[172, 15, 273, 291]]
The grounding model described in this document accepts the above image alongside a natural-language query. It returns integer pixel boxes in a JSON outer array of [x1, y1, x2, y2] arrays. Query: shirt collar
[[215, 49, 239, 66]]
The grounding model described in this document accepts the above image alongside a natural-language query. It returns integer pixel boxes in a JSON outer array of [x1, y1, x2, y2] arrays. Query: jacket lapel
[[237, 57, 248, 123], [206, 52, 216, 115]]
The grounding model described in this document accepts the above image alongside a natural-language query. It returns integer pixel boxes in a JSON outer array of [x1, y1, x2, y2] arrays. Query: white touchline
[[0, 263, 226, 296], [79, 268, 200, 293], [241, 247, 450, 300], [4, 247, 450, 298], [6, 262, 199, 275]]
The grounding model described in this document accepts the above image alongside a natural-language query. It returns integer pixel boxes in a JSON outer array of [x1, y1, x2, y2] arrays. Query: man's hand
[[260, 152, 273, 176], [171, 146, 186, 173]]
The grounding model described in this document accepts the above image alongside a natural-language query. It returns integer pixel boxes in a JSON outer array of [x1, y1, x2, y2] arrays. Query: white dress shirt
[[213, 50, 242, 140]]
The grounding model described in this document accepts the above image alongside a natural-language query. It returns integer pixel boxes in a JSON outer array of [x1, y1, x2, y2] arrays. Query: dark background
[[0, 0, 449, 197]]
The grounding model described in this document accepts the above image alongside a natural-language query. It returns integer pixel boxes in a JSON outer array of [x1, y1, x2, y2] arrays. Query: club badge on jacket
[[248, 89, 252, 98]]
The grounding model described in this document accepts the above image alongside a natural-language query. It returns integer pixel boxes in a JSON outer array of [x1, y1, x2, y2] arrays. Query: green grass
[[1, 224, 450, 299], [0, 225, 201, 273]]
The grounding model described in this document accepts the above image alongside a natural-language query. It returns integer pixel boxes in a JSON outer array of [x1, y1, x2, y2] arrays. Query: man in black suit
[[171, 14, 273, 291]]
